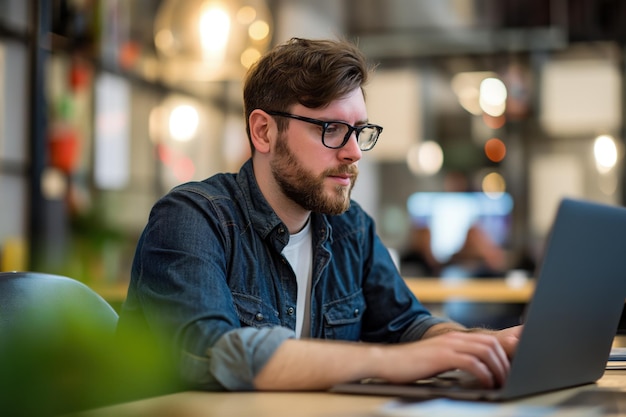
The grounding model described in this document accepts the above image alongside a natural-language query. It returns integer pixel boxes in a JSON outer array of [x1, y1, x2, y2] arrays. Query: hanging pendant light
[[154, 0, 272, 82]]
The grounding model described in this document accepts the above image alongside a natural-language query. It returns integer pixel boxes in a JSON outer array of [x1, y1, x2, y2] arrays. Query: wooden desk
[[404, 277, 535, 303], [70, 371, 626, 417]]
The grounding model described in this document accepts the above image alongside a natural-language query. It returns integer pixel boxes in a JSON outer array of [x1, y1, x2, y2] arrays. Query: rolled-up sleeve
[[399, 315, 452, 342], [179, 326, 295, 391]]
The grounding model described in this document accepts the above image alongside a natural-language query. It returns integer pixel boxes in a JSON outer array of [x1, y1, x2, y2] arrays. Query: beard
[[270, 133, 358, 215]]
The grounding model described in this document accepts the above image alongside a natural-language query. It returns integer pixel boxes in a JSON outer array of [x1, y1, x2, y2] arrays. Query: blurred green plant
[[0, 293, 183, 416]]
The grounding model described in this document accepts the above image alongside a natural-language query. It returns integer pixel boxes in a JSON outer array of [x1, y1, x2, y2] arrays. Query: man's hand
[[374, 331, 511, 388], [492, 324, 523, 358], [424, 323, 523, 358]]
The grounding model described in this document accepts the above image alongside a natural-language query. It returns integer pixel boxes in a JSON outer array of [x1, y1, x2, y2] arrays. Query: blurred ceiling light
[[169, 104, 200, 142], [484, 137, 506, 163], [451, 71, 497, 116], [236, 5, 257, 24], [594, 134, 618, 174], [241, 47, 262, 69], [154, 0, 272, 82], [151, 96, 204, 145], [481, 171, 507, 197], [407, 141, 444, 176], [479, 77, 507, 117], [199, 4, 231, 55], [249, 20, 270, 41], [41, 167, 67, 200]]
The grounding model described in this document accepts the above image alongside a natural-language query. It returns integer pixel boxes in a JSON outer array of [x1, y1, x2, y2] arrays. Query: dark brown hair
[[243, 37, 372, 149]]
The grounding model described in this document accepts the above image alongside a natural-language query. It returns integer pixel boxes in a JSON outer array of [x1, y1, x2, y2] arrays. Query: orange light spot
[[484, 138, 506, 162]]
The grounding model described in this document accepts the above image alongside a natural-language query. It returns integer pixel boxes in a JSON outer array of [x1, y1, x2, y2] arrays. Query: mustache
[[324, 165, 359, 177]]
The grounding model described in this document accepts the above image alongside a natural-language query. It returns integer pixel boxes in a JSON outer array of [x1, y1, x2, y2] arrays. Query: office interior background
[[0, 0, 625, 290]]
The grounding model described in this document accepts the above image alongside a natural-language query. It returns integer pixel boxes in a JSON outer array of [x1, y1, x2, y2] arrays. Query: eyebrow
[[321, 116, 370, 126]]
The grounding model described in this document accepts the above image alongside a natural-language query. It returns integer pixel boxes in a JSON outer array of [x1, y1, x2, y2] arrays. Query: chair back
[[0, 271, 118, 336], [0, 271, 121, 415]]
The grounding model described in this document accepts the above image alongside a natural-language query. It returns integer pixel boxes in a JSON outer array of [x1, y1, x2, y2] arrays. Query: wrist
[[422, 322, 467, 338], [364, 343, 389, 380]]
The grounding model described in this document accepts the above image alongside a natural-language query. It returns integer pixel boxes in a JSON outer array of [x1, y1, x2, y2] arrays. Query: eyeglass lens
[[323, 123, 379, 150]]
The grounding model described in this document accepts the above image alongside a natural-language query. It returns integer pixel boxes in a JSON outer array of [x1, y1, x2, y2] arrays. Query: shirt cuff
[[400, 315, 453, 342], [180, 326, 295, 391]]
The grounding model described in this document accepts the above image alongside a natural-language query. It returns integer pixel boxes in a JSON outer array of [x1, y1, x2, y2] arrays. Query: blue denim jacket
[[117, 159, 447, 391]]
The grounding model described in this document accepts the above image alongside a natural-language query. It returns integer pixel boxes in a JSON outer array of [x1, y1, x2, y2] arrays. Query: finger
[[447, 333, 510, 386], [455, 355, 496, 388], [476, 336, 509, 386], [498, 325, 523, 358]]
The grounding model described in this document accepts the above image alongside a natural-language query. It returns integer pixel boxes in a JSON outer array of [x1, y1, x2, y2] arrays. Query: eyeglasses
[[266, 110, 383, 151]]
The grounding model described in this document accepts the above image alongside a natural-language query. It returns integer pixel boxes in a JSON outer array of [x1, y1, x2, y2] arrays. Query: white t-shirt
[[281, 219, 313, 338]]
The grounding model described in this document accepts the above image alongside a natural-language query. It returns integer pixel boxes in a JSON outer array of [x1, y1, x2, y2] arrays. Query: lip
[[328, 174, 352, 186]]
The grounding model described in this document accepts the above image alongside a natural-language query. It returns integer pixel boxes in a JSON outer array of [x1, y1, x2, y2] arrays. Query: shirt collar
[[236, 158, 332, 250], [236, 159, 288, 246]]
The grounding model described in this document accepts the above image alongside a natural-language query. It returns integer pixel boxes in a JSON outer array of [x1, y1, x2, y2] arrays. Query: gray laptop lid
[[331, 198, 626, 401], [499, 197, 626, 399]]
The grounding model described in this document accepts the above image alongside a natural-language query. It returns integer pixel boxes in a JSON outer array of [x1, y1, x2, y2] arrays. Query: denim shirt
[[117, 159, 448, 391]]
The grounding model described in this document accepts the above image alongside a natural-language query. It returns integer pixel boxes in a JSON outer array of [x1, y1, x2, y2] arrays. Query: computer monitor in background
[[405, 192, 514, 273]]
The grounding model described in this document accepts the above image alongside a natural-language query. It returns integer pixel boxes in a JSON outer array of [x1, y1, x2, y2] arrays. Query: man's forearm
[[253, 323, 479, 391], [253, 338, 385, 391]]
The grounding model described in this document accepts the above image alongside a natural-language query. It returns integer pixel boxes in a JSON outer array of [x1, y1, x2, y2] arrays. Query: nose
[[338, 131, 362, 162]]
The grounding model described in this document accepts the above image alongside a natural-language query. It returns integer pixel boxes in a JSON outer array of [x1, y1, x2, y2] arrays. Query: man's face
[[269, 88, 366, 215]]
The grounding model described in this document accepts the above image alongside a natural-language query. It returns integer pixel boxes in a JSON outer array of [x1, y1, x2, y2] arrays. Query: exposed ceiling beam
[[357, 26, 569, 61]]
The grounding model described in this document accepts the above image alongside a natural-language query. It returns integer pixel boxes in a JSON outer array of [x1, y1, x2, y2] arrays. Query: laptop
[[331, 198, 626, 401]]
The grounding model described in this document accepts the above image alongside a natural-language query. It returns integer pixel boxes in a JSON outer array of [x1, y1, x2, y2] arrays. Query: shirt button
[[287, 307, 295, 315], [353, 308, 360, 317], [255, 313, 264, 321], [278, 227, 285, 234]]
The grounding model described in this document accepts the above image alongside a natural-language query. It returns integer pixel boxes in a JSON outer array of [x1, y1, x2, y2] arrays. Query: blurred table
[[404, 277, 535, 303], [93, 277, 536, 305]]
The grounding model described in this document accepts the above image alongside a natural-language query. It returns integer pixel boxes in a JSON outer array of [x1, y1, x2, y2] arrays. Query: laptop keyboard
[[419, 370, 485, 389], [360, 370, 486, 390]]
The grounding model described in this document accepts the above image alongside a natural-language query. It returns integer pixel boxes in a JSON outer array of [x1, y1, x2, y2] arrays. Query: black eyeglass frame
[[265, 110, 383, 151]]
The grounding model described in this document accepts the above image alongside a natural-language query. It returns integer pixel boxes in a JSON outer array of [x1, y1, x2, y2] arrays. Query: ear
[[249, 109, 274, 154]]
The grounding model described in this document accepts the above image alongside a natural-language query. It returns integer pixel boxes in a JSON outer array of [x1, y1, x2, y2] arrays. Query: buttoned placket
[[307, 221, 332, 338], [275, 225, 298, 331]]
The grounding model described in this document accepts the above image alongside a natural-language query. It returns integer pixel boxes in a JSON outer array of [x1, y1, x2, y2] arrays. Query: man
[[117, 37, 521, 392]]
